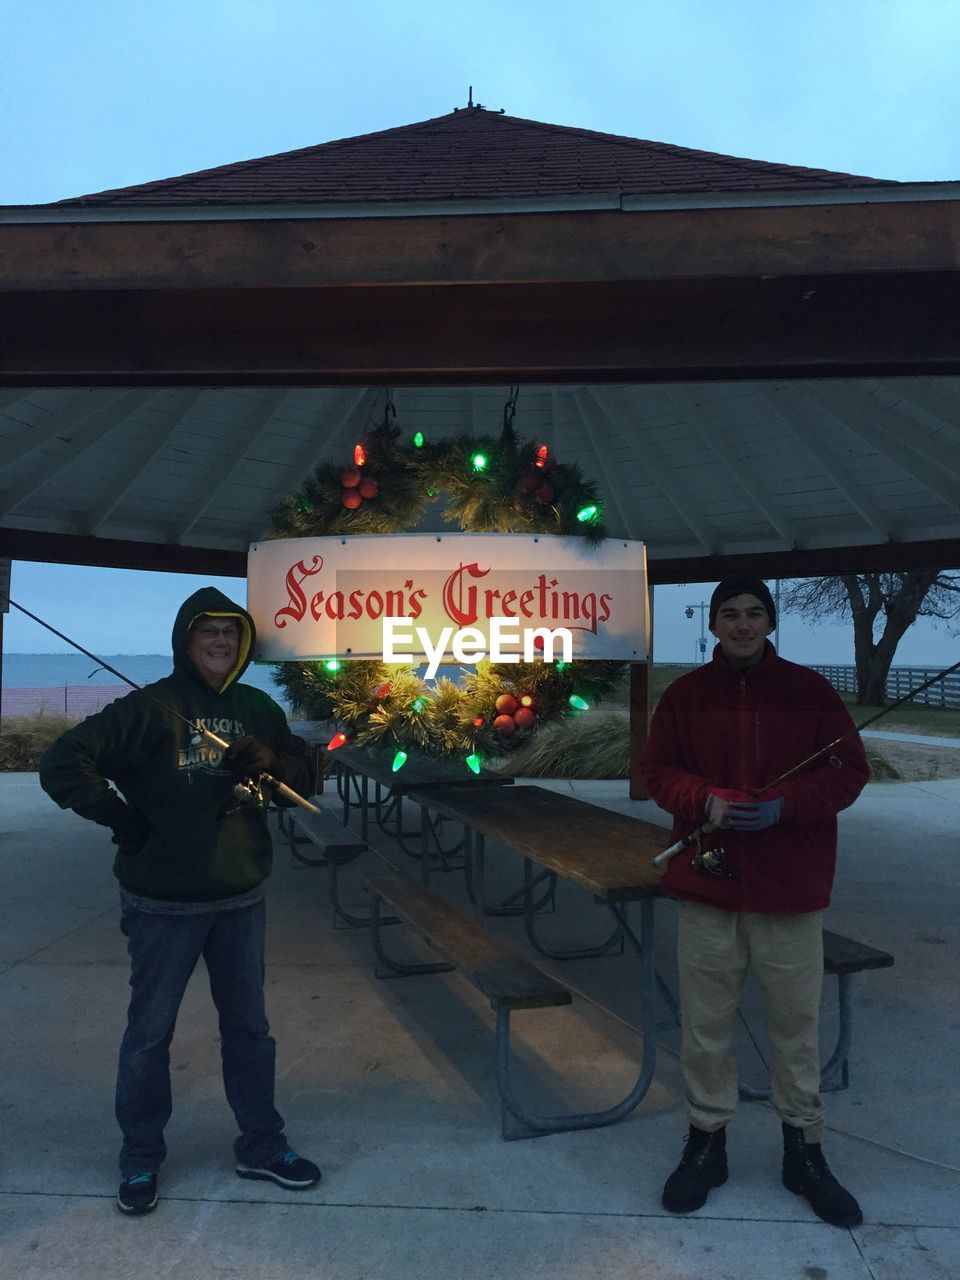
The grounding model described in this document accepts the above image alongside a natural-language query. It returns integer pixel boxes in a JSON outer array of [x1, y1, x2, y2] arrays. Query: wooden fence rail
[[654, 662, 958, 709]]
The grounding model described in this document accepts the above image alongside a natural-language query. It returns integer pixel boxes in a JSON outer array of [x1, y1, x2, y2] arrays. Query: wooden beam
[[4, 527, 959, 581], [2, 271, 960, 386], [649, 538, 960, 583], [0, 528, 246, 576], [2, 201, 959, 291]]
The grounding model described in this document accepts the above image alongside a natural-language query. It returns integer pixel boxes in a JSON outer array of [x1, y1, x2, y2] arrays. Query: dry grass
[[0, 713, 77, 771], [497, 710, 912, 783], [496, 711, 630, 779]]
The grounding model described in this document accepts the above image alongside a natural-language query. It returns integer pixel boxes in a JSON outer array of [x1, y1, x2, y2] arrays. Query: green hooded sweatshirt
[[39, 586, 311, 900]]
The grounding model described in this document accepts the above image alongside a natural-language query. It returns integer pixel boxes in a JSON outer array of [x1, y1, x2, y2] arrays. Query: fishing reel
[[691, 829, 739, 880], [221, 774, 270, 817]]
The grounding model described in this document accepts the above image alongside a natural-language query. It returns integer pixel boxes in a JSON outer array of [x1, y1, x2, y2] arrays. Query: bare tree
[[781, 572, 960, 705]]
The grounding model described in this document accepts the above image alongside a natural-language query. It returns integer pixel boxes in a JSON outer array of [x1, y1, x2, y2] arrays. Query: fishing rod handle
[[652, 821, 718, 868], [196, 725, 322, 817]]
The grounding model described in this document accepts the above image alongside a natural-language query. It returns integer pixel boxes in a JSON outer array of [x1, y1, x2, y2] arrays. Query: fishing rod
[[652, 654, 960, 869], [4, 596, 322, 818]]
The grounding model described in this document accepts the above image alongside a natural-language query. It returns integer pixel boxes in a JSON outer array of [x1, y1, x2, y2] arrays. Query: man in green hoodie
[[39, 587, 319, 1216]]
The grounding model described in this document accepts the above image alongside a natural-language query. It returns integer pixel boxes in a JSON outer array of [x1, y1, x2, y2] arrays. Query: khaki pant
[[677, 900, 824, 1142]]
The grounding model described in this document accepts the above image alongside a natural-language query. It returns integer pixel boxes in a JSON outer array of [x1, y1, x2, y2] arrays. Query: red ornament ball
[[357, 476, 379, 500], [513, 706, 536, 730], [495, 693, 518, 715], [519, 471, 541, 494], [493, 714, 516, 735], [340, 488, 363, 509], [536, 483, 555, 504], [340, 467, 361, 488]]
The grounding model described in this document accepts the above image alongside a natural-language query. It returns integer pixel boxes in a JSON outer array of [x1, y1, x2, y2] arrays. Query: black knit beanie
[[708, 574, 776, 630]]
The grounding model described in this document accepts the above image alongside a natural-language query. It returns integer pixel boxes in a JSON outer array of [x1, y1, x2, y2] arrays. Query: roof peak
[[52, 107, 894, 209]]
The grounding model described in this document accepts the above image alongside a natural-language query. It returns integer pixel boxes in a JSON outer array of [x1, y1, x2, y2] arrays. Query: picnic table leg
[[739, 972, 855, 1100], [521, 859, 622, 960], [473, 831, 486, 925], [360, 774, 370, 841], [369, 893, 452, 979], [497, 897, 659, 1139]]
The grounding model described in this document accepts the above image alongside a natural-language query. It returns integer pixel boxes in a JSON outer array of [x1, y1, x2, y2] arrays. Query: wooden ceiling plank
[[664, 387, 797, 547], [817, 381, 960, 481], [869, 381, 960, 451], [579, 388, 714, 550], [0, 391, 152, 519], [755, 386, 892, 538], [171, 391, 290, 542], [799, 384, 960, 515], [86, 390, 207, 535], [569, 390, 638, 538], [0, 389, 129, 470]]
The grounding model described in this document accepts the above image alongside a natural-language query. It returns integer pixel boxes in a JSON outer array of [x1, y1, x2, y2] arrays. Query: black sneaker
[[117, 1172, 158, 1215], [236, 1150, 321, 1189], [781, 1122, 863, 1228], [662, 1125, 728, 1213]]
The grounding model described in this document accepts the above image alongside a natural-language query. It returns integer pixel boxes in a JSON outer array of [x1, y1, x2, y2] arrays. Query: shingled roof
[[53, 106, 894, 207]]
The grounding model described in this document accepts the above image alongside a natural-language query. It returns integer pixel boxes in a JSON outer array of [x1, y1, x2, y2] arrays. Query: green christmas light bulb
[[576, 504, 599, 523], [412, 696, 428, 713], [555, 660, 567, 672], [465, 753, 482, 774], [471, 453, 488, 472], [391, 750, 408, 772], [323, 659, 342, 673], [568, 694, 590, 711], [413, 431, 425, 448]]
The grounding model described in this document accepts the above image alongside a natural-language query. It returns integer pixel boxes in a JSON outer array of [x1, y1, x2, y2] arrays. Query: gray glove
[[724, 797, 784, 831]]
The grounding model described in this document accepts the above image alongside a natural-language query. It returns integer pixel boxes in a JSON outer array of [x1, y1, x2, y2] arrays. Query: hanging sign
[[248, 533, 648, 672]]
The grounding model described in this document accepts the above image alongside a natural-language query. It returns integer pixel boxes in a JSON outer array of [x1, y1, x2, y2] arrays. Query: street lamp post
[[685, 601, 709, 664]]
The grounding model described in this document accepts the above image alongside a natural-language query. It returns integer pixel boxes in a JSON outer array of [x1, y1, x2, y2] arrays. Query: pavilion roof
[[52, 106, 895, 208]]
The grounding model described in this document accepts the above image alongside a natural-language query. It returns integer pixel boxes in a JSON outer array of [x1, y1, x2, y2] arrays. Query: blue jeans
[[117, 897, 286, 1175]]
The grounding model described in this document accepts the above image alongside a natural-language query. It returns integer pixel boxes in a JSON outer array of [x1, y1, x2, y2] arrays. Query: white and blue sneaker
[[236, 1150, 321, 1189], [117, 1172, 158, 1215]]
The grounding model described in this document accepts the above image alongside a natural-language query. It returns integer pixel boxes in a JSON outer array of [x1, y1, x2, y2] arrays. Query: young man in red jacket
[[641, 574, 869, 1227]]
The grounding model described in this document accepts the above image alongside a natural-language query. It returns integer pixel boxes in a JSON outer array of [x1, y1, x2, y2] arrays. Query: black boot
[[781, 1122, 863, 1228], [662, 1125, 728, 1213]]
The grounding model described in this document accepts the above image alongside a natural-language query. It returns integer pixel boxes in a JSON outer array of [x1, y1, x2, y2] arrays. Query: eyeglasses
[[691, 832, 740, 881], [193, 623, 240, 640]]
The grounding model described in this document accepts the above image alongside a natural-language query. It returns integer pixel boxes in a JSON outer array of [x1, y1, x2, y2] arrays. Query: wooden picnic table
[[324, 743, 512, 845]]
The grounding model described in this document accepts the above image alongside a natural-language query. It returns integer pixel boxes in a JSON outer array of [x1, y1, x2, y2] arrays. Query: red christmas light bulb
[[535, 445, 549, 468], [327, 732, 348, 751], [354, 443, 367, 467], [519, 694, 534, 707]]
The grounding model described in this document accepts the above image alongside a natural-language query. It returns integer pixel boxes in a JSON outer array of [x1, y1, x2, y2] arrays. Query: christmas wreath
[[267, 400, 625, 764]]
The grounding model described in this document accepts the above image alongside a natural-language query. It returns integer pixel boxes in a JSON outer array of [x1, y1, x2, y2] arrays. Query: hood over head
[[172, 586, 254, 692]]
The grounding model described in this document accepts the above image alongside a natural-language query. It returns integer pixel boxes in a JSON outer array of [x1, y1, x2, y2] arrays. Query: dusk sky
[[3, 0, 959, 665]]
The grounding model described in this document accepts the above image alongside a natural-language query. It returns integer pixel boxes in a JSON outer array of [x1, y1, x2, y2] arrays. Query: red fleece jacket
[[640, 643, 869, 913]]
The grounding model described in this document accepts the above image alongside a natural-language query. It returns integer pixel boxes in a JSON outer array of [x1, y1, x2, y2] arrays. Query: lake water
[[2, 653, 290, 709]]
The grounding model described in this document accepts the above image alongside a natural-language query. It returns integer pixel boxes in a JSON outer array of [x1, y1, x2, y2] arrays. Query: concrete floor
[[1, 769, 959, 1279]]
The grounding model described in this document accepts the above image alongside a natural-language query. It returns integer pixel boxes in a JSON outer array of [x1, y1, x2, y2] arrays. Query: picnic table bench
[[364, 785, 668, 1138], [368, 785, 895, 1129], [276, 798, 371, 926]]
